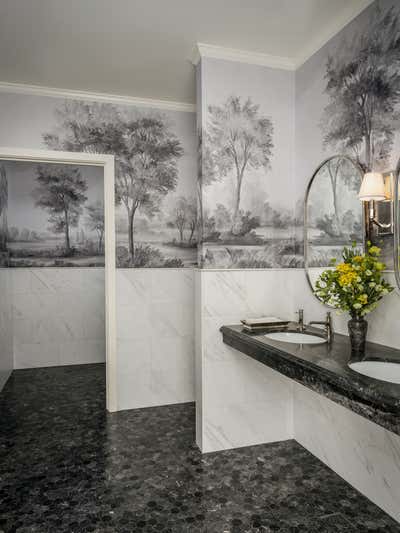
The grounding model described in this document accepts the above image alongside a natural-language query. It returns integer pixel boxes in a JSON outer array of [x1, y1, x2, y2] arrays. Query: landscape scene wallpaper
[[1, 0, 400, 271], [44, 101, 197, 268], [0, 161, 104, 267], [198, 59, 298, 269], [296, 0, 400, 270]]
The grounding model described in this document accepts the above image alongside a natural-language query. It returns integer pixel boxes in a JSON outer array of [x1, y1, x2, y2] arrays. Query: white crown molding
[[0, 81, 196, 113], [294, 0, 374, 68], [191, 43, 295, 70], [192, 1, 373, 72]]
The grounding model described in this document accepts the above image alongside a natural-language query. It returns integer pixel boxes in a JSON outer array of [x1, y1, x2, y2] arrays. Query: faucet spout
[[309, 312, 333, 343]]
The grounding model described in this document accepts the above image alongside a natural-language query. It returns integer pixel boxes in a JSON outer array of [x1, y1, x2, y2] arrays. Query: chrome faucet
[[309, 312, 333, 343], [296, 308, 305, 332]]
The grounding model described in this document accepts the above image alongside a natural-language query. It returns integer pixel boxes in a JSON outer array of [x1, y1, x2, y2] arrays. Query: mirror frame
[[394, 159, 400, 290], [304, 154, 366, 300]]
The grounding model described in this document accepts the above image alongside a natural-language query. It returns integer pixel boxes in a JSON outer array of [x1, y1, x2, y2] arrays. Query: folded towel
[[241, 316, 288, 326]]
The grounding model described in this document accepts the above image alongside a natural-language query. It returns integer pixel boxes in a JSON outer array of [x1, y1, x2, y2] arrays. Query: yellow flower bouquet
[[315, 243, 393, 356]]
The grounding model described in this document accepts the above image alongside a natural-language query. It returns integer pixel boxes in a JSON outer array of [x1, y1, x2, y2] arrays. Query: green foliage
[[315, 243, 394, 318]]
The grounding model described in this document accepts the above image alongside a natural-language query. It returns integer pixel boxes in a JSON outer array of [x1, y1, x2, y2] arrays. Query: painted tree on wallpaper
[[322, 5, 400, 172], [167, 196, 197, 245], [4, 161, 104, 267], [44, 101, 195, 268], [34, 165, 88, 254], [85, 202, 105, 254], [207, 96, 273, 233], [200, 95, 299, 268], [116, 117, 182, 264]]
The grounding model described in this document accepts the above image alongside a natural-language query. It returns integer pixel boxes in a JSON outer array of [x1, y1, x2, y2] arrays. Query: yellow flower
[[338, 270, 357, 287], [353, 256, 363, 263], [336, 263, 353, 273], [358, 294, 368, 305], [369, 246, 381, 256], [375, 262, 385, 271]]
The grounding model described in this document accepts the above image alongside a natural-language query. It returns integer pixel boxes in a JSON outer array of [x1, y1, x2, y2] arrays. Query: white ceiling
[[0, 0, 372, 105]]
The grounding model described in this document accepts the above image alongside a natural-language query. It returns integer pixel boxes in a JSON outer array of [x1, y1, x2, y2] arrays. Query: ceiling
[[0, 0, 372, 105]]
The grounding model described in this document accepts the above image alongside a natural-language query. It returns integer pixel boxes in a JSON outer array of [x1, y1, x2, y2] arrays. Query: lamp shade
[[358, 172, 386, 201]]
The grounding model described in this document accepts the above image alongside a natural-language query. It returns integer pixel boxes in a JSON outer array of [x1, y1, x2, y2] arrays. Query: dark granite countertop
[[220, 324, 400, 436]]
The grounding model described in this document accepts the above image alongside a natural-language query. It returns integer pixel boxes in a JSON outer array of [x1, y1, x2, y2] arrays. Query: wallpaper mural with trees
[[198, 56, 297, 269], [296, 0, 400, 268], [44, 101, 197, 268], [2, 161, 104, 267]]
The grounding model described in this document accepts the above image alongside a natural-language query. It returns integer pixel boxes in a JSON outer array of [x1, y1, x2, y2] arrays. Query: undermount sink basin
[[264, 331, 327, 344], [349, 361, 400, 384]]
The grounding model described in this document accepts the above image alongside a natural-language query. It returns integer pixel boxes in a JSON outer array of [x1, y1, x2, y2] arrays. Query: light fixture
[[358, 172, 386, 201], [359, 171, 394, 238]]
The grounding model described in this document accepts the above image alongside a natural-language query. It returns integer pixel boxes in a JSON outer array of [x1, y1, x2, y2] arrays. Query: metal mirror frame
[[304, 154, 366, 301], [393, 159, 400, 290]]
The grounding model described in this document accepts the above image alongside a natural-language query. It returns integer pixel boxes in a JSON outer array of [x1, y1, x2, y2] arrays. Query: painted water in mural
[[0, 161, 104, 267], [43, 101, 197, 268]]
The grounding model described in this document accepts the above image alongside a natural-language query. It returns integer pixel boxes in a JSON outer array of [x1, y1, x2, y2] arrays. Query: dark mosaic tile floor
[[0, 363, 399, 533]]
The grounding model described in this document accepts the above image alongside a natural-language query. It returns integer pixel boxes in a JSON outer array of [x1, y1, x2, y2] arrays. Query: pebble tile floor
[[0, 363, 399, 533]]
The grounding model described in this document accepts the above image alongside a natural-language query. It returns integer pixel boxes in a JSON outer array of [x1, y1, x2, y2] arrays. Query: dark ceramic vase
[[348, 316, 368, 358]]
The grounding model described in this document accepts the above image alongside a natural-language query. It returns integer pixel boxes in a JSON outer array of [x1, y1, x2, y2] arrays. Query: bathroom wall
[[0, 90, 196, 408], [199, 57, 297, 269], [294, 0, 400, 349], [11, 268, 105, 368], [0, 269, 13, 390], [196, 56, 296, 451]]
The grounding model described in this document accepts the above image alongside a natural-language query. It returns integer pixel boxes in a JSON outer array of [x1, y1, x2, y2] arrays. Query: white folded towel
[[241, 316, 287, 326]]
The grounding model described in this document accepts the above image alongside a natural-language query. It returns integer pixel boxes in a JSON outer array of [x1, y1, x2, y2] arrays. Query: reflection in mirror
[[305, 156, 364, 300]]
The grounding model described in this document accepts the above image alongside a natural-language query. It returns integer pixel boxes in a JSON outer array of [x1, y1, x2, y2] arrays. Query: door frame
[[0, 147, 117, 412]]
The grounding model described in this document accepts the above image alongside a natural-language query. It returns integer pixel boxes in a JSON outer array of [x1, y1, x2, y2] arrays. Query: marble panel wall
[[294, 382, 400, 522], [11, 268, 105, 368], [116, 269, 195, 410], [195, 269, 295, 452]]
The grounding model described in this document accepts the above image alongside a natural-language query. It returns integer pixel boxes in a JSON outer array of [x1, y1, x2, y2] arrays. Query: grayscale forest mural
[[318, 2, 400, 268], [44, 101, 197, 268], [0, 161, 104, 267], [199, 95, 299, 269]]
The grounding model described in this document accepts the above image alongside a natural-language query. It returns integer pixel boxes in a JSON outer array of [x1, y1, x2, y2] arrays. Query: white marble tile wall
[[196, 269, 295, 453], [0, 269, 13, 390], [116, 269, 195, 411], [11, 268, 105, 368], [294, 382, 400, 522]]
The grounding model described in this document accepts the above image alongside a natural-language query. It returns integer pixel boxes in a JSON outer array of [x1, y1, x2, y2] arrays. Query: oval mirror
[[394, 165, 400, 290], [304, 155, 364, 301]]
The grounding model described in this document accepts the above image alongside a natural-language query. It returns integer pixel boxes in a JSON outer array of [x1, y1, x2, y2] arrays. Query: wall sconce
[[358, 171, 394, 238]]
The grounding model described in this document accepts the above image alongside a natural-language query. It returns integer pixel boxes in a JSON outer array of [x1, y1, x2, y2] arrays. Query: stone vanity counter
[[220, 324, 400, 436]]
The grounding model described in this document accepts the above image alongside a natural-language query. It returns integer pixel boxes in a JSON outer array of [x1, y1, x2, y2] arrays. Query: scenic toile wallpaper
[[44, 101, 197, 268], [0, 161, 104, 267], [296, 0, 400, 270], [0, 95, 196, 268], [1, 0, 400, 270], [198, 59, 298, 269]]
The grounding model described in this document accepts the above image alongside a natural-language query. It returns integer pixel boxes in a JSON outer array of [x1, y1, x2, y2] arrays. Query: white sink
[[264, 331, 327, 344], [349, 361, 400, 384]]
